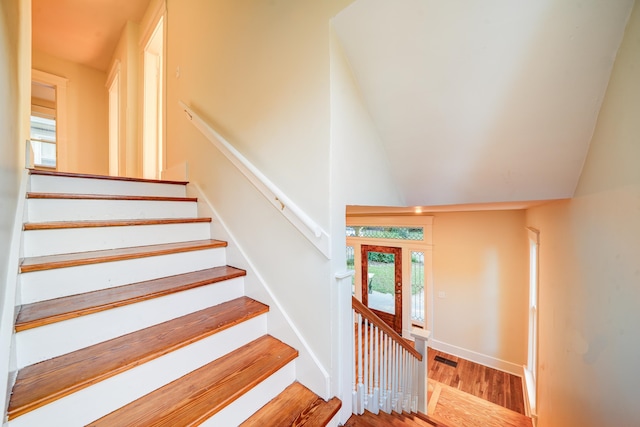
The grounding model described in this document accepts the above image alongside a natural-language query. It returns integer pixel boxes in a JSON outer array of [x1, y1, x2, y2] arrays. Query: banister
[[179, 101, 331, 258], [352, 296, 422, 361]]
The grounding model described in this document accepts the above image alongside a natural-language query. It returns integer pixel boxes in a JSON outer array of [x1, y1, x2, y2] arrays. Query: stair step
[[20, 239, 226, 273], [23, 217, 211, 230], [240, 382, 341, 427], [16, 266, 246, 331], [22, 218, 213, 257], [26, 192, 196, 202], [8, 296, 268, 420], [29, 168, 188, 185], [346, 410, 442, 427], [87, 335, 298, 426]]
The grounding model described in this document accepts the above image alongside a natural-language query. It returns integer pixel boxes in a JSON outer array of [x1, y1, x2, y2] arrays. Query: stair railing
[[179, 101, 330, 258], [352, 297, 429, 416]]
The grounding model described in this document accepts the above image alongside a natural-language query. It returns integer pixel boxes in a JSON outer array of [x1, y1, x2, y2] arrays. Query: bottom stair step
[[240, 382, 341, 427], [346, 409, 442, 427], [87, 335, 298, 426]]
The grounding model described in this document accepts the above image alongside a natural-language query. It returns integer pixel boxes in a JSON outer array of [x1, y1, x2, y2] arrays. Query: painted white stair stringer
[[8, 316, 269, 427], [22, 221, 211, 257], [16, 277, 245, 368]]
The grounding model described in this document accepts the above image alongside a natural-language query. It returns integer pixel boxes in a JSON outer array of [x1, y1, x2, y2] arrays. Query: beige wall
[[329, 25, 404, 315], [432, 210, 529, 370], [0, 0, 30, 412], [32, 50, 108, 175], [165, 0, 355, 396], [526, 2, 640, 425]]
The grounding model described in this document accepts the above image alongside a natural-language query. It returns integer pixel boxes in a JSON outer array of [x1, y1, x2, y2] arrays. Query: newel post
[[411, 328, 431, 414]]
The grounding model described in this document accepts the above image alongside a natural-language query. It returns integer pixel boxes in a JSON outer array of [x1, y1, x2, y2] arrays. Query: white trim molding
[[429, 339, 524, 377]]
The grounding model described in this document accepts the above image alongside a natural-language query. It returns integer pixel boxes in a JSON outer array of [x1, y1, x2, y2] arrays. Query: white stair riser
[[16, 277, 245, 368], [19, 248, 226, 304], [7, 317, 268, 427], [202, 361, 296, 426], [23, 222, 211, 257], [26, 198, 197, 222], [30, 175, 186, 197]]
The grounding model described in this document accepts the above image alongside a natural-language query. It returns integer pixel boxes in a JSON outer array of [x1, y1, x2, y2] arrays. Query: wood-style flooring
[[427, 349, 526, 415], [428, 380, 532, 427]]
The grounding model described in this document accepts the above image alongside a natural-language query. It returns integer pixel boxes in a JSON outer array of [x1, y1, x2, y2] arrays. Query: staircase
[[5, 169, 340, 426]]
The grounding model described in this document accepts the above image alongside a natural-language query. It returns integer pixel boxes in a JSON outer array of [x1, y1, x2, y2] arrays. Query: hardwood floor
[[428, 380, 532, 427], [427, 349, 526, 415]]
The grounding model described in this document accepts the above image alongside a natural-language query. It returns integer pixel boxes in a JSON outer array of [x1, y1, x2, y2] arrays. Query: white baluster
[[356, 313, 364, 414], [371, 326, 380, 414]]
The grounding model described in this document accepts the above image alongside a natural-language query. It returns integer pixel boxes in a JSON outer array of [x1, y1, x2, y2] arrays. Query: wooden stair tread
[[240, 381, 341, 427], [16, 266, 246, 331], [26, 192, 197, 202], [29, 168, 188, 185], [346, 410, 441, 427], [23, 217, 212, 231], [88, 335, 298, 426], [413, 411, 450, 427], [19, 239, 227, 273], [8, 296, 268, 420]]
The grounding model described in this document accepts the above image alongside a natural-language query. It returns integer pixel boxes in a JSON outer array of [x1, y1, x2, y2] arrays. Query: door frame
[[31, 69, 68, 171], [347, 215, 434, 339], [361, 244, 403, 334], [140, 1, 166, 180]]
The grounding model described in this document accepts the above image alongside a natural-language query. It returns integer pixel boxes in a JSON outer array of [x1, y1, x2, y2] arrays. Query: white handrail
[[179, 101, 330, 258]]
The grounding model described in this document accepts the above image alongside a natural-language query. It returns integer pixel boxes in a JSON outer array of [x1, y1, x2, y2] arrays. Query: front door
[[361, 245, 402, 334]]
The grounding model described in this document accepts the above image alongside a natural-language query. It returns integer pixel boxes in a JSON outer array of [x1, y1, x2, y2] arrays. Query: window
[[30, 114, 57, 168], [346, 226, 423, 241], [410, 251, 425, 326]]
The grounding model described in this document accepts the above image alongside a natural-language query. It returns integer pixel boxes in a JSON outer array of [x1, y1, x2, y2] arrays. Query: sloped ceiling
[[32, 0, 151, 71], [333, 0, 634, 206]]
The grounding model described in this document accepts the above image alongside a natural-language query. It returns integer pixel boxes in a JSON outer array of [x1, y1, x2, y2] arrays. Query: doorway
[[31, 70, 67, 171], [142, 16, 164, 180], [361, 245, 403, 334], [107, 63, 120, 176]]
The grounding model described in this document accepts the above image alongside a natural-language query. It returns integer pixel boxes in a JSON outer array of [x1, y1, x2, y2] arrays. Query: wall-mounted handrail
[[179, 101, 330, 258]]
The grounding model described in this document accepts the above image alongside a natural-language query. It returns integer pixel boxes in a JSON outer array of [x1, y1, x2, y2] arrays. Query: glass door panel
[[361, 245, 402, 334]]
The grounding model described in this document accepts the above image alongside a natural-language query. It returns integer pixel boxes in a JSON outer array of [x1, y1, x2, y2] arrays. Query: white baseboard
[[429, 339, 523, 377]]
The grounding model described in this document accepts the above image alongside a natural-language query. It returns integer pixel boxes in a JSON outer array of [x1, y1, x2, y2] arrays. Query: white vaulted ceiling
[[333, 0, 634, 206]]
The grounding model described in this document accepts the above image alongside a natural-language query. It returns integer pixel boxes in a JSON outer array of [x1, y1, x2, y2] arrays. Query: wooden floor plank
[[427, 349, 525, 415], [29, 169, 188, 185], [88, 335, 298, 426], [428, 380, 532, 427], [23, 217, 211, 231], [19, 239, 227, 273], [26, 192, 196, 202], [8, 297, 268, 420], [15, 266, 246, 331]]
